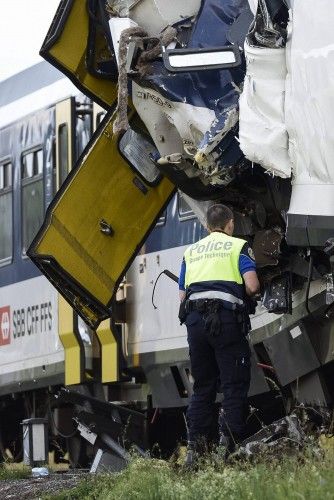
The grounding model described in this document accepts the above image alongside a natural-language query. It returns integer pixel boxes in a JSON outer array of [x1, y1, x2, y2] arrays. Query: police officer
[[179, 204, 259, 464]]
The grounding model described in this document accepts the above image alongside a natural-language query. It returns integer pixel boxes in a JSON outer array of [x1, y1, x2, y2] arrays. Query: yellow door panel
[[58, 295, 84, 385], [95, 320, 118, 383], [41, 0, 117, 109], [28, 112, 175, 329]]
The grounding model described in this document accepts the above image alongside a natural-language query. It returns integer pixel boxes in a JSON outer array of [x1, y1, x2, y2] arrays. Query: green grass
[[47, 446, 334, 500], [0, 463, 31, 480]]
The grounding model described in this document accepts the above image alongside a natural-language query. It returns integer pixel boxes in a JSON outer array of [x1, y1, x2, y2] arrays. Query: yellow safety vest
[[184, 232, 246, 289]]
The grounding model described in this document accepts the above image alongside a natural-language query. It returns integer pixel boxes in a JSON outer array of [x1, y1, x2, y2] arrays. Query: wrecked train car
[[1, 0, 333, 464]]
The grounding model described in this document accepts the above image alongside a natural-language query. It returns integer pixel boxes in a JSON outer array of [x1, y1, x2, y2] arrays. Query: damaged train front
[[29, 0, 334, 331]]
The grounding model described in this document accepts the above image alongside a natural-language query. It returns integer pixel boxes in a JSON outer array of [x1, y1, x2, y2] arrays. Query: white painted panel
[[32, 424, 47, 461], [286, 1, 334, 216], [0, 276, 62, 375], [126, 245, 187, 355], [127, 243, 326, 354], [290, 326, 302, 339]]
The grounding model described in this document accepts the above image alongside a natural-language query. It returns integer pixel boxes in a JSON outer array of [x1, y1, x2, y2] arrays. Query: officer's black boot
[[184, 441, 198, 469], [184, 435, 209, 469], [217, 433, 236, 461]]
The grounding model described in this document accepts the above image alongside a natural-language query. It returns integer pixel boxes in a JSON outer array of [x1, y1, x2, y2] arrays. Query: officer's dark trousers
[[185, 309, 251, 445]]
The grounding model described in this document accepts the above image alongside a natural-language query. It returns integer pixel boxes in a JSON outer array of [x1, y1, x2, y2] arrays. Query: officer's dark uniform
[[179, 230, 256, 449]]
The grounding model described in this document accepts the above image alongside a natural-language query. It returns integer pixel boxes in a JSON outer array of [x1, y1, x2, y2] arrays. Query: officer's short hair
[[207, 204, 233, 230]]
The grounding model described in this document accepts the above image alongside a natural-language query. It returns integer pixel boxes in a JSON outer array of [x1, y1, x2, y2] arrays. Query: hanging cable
[[305, 252, 313, 315], [257, 362, 275, 373], [48, 398, 78, 439], [152, 269, 179, 309]]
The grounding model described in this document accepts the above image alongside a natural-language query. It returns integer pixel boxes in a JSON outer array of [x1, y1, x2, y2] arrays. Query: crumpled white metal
[[240, 0, 334, 218], [286, 1, 334, 216], [239, 41, 291, 178]]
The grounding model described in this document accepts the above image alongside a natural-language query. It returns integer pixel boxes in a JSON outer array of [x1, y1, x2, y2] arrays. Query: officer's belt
[[186, 299, 223, 313], [188, 290, 244, 306], [185, 298, 246, 336]]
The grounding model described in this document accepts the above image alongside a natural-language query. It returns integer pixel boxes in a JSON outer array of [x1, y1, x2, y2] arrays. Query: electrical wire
[[305, 253, 314, 315], [150, 408, 159, 425], [48, 399, 78, 440], [257, 362, 275, 373], [152, 269, 179, 309]]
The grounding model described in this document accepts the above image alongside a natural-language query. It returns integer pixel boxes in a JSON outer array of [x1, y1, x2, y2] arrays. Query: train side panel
[[0, 276, 63, 395]]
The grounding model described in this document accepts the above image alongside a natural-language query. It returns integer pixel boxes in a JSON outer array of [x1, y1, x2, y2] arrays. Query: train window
[[21, 149, 44, 254], [22, 149, 43, 177], [178, 194, 195, 220], [0, 162, 13, 265], [118, 129, 162, 186], [76, 113, 92, 158], [58, 123, 69, 187]]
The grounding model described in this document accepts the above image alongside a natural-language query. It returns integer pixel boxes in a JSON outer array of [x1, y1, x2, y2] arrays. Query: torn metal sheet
[[240, 0, 334, 245], [262, 272, 292, 314], [252, 227, 283, 267], [247, 0, 288, 49], [238, 42, 291, 178], [236, 415, 306, 458], [194, 107, 240, 186], [112, 0, 253, 198], [107, 0, 202, 35], [239, 1, 290, 178], [286, 0, 334, 244]]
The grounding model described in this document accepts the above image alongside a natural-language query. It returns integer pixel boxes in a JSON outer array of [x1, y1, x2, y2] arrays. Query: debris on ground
[[0, 409, 332, 499], [235, 414, 307, 460], [0, 471, 86, 500]]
